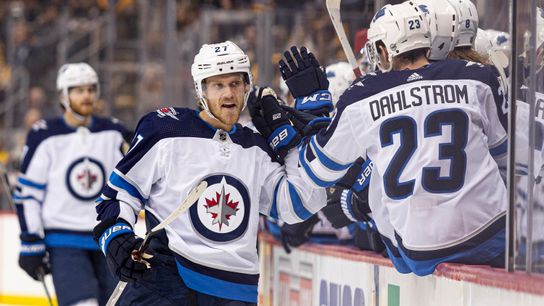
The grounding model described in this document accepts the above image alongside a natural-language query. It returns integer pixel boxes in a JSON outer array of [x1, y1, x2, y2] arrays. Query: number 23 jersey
[[300, 59, 508, 251]]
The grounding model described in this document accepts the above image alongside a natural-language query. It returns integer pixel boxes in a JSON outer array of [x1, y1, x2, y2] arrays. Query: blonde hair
[[448, 46, 490, 65]]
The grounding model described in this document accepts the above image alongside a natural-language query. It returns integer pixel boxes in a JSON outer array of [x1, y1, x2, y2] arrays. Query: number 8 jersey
[[299, 59, 507, 274]]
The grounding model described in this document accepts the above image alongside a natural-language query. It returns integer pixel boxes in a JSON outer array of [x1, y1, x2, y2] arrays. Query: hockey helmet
[[366, 2, 431, 72], [413, 0, 459, 60], [56, 62, 99, 110], [325, 62, 355, 106], [191, 41, 253, 113], [450, 0, 478, 48]]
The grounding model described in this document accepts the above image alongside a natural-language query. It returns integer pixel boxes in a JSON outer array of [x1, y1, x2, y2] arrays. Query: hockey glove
[[280, 214, 320, 254], [19, 233, 50, 281], [279, 46, 332, 116], [249, 87, 301, 160], [321, 157, 372, 228], [281, 105, 331, 137], [94, 219, 153, 282], [322, 187, 370, 229], [353, 221, 387, 255]]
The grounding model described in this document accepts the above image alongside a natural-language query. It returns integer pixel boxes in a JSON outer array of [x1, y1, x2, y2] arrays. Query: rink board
[[258, 233, 544, 306], [3, 213, 544, 306]]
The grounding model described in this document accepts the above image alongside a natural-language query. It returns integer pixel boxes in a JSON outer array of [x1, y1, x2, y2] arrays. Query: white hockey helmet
[[474, 28, 493, 57], [450, 0, 478, 48], [191, 41, 253, 113], [413, 0, 459, 60], [56, 62, 99, 110], [366, 2, 431, 72], [325, 62, 355, 106]]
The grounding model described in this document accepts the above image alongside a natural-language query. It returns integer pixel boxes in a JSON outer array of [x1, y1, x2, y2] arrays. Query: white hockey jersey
[[96, 107, 326, 303], [299, 59, 508, 274], [15, 116, 127, 249]]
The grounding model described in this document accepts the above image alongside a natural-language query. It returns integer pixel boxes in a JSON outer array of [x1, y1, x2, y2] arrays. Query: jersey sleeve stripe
[[489, 140, 507, 157], [269, 177, 282, 220], [287, 182, 313, 220], [108, 171, 147, 204], [13, 194, 42, 204], [298, 145, 341, 187], [17, 177, 46, 190], [309, 137, 352, 171]]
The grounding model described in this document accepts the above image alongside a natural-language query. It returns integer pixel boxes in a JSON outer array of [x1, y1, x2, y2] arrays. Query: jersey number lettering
[[379, 109, 468, 199]]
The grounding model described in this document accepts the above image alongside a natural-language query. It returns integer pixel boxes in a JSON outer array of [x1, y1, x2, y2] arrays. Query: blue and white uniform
[[15, 116, 127, 247], [96, 107, 326, 303], [299, 59, 508, 275]]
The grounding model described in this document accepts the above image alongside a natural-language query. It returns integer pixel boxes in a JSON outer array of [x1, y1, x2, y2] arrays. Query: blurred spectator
[[22, 107, 41, 129]]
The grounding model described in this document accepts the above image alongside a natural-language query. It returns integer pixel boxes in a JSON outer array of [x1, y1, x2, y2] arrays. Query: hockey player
[[265, 2, 508, 276], [15, 63, 127, 306], [93, 41, 326, 305]]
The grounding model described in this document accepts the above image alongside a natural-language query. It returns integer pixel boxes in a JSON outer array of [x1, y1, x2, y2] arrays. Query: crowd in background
[[0, 0, 380, 186]]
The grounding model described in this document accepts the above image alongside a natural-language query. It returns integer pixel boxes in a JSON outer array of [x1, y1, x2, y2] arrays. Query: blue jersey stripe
[[287, 182, 313, 220], [108, 171, 147, 204], [175, 260, 258, 303], [298, 145, 340, 187], [310, 137, 352, 171], [17, 177, 46, 190], [489, 140, 507, 157]]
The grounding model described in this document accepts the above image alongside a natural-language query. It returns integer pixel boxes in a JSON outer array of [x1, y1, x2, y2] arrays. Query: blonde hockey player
[[93, 41, 326, 305]]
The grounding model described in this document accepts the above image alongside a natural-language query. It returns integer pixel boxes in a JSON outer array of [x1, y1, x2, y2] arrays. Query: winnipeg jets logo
[[156, 107, 179, 120], [66, 157, 105, 201], [204, 181, 240, 230], [190, 175, 250, 242], [77, 168, 98, 191]]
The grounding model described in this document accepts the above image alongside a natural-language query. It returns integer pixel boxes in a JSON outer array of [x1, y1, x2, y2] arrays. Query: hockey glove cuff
[[279, 46, 329, 98], [94, 219, 152, 282], [294, 90, 334, 117], [281, 105, 331, 137], [19, 233, 50, 280], [249, 87, 302, 160]]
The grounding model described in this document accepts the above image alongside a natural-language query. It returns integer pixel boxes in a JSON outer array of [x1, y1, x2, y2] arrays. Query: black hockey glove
[[353, 221, 387, 255], [280, 214, 320, 254], [94, 219, 154, 282], [321, 158, 373, 229], [322, 187, 370, 229], [281, 105, 331, 137], [279, 46, 332, 116], [18, 233, 50, 281], [248, 87, 302, 160]]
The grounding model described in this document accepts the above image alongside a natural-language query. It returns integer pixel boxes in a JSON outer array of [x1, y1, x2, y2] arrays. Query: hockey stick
[[37, 267, 54, 306], [326, 0, 362, 77], [106, 180, 208, 306], [0, 162, 15, 211]]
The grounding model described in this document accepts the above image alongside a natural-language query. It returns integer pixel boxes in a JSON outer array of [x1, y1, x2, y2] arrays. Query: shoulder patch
[[31, 120, 48, 131], [155, 107, 180, 120]]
